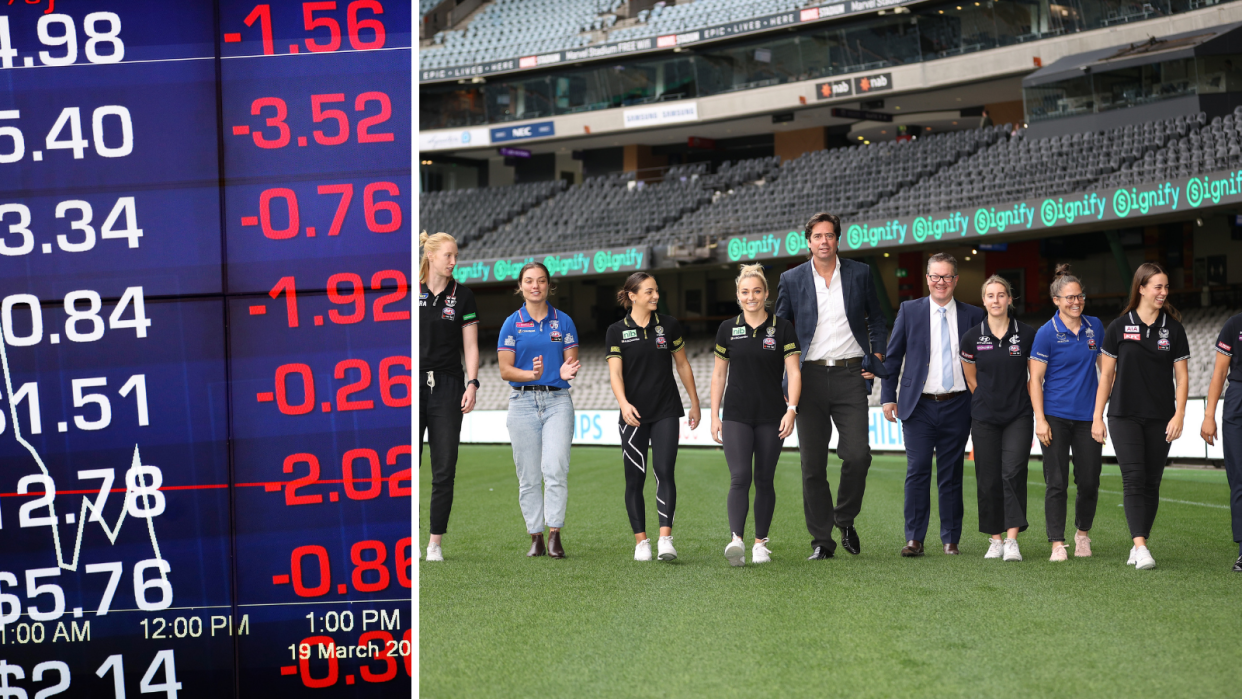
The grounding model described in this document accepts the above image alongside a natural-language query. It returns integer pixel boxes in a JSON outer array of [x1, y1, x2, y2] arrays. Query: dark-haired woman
[[711, 264, 801, 566], [606, 273, 702, 562], [1093, 262, 1190, 571], [419, 232, 480, 562], [498, 262, 581, 559], [1028, 263, 1104, 562], [1201, 310, 1242, 572], [960, 275, 1034, 562]]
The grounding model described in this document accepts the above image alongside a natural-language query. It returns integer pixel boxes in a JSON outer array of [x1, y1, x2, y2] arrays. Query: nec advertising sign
[[490, 121, 556, 143]]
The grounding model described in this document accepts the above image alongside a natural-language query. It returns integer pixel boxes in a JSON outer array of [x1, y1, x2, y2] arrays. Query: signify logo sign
[[845, 220, 907, 249], [453, 261, 492, 283], [911, 212, 967, 243], [972, 203, 1035, 236], [1186, 169, 1242, 207], [1040, 192, 1107, 226], [727, 233, 782, 260], [593, 248, 645, 272], [493, 257, 537, 281]]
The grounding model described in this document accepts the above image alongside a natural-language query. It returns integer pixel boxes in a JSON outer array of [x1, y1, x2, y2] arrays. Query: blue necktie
[[939, 307, 953, 391]]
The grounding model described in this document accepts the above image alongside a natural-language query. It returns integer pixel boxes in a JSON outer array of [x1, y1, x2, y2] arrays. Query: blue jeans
[[507, 390, 574, 533]]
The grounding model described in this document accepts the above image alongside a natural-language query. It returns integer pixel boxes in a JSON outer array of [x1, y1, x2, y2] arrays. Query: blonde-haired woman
[[419, 232, 480, 562], [959, 276, 1035, 561], [710, 264, 801, 566]]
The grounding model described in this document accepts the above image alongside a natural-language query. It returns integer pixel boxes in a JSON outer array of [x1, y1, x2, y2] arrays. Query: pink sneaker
[[1073, 533, 1092, 557], [1049, 543, 1068, 562]]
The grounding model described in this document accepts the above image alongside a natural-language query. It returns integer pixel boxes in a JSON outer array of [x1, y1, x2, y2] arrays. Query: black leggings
[[419, 373, 464, 536], [723, 421, 783, 540], [1109, 416, 1172, 539], [620, 417, 680, 534]]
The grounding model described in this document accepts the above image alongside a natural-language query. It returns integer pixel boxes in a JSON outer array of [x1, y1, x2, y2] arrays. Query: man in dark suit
[[776, 212, 888, 560], [881, 252, 984, 557]]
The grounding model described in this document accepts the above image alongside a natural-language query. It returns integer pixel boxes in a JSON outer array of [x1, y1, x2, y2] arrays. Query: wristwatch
[[467, 379, 480, 389]]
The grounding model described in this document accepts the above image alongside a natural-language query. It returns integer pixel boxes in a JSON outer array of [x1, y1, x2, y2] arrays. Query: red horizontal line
[[224, 33, 242, 43], [0, 478, 399, 497]]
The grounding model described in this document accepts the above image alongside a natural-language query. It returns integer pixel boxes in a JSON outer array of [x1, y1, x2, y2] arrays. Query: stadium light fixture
[[972, 249, 978, 254], [965, 256, 972, 261]]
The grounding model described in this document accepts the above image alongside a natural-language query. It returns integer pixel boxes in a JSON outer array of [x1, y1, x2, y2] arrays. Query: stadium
[[418, 1, 1242, 696]]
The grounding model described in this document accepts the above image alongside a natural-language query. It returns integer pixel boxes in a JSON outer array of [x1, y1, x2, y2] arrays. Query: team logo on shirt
[[1085, 326, 1094, 337], [504, 336, 516, 346], [445, 295, 456, 308], [763, 337, 776, 350], [550, 320, 559, 330], [441, 307, 455, 320], [516, 321, 535, 328], [976, 343, 993, 351], [1056, 333, 1068, 343], [1123, 333, 1141, 341], [1008, 335, 1019, 345], [1088, 339, 1097, 350], [1125, 325, 1140, 333], [1157, 339, 1170, 350], [1009, 345, 1021, 356], [1159, 328, 1169, 339], [732, 327, 746, 337], [1220, 341, 1233, 352], [656, 325, 665, 336], [550, 331, 563, 342], [419, 293, 428, 307], [564, 333, 574, 344], [766, 327, 776, 337], [622, 329, 638, 343], [656, 336, 667, 349]]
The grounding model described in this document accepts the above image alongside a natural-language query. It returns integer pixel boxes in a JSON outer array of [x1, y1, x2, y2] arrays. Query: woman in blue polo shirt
[[498, 262, 581, 559], [1201, 310, 1242, 573], [1028, 264, 1104, 562]]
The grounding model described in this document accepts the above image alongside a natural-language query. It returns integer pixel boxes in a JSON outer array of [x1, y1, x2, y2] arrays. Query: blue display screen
[[0, 2, 411, 696]]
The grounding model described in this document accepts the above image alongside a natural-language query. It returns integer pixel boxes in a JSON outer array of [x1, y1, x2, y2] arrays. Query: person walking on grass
[[959, 275, 1035, 562], [1200, 308, 1242, 572], [497, 262, 582, 559], [1028, 264, 1105, 562], [606, 272, 702, 562], [710, 264, 801, 567], [419, 232, 481, 562], [1093, 263, 1190, 571]]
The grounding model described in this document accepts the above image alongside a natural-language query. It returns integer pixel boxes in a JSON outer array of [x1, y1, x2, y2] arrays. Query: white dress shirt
[[805, 257, 865, 361], [922, 298, 966, 394]]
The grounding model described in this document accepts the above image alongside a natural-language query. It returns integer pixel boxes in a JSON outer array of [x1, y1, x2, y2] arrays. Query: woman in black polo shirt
[[1093, 262, 1190, 571], [710, 263, 801, 567], [418, 232, 481, 562], [959, 275, 1035, 562], [606, 273, 702, 563]]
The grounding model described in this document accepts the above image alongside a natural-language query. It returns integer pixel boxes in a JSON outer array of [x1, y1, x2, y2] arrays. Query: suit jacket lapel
[[802, 261, 818, 329], [839, 259, 853, 313], [916, 296, 931, 361]]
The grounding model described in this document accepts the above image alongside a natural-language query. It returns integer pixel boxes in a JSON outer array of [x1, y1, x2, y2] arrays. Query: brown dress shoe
[[527, 533, 546, 557], [943, 543, 960, 555], [900, 540, 924, 557], [547, 530, 566, 558]]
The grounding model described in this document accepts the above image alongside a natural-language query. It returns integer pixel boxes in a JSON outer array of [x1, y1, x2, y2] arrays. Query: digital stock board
[[0, 2, 412, 697]]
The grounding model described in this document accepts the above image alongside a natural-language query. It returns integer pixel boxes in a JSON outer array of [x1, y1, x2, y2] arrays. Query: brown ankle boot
[[527, 532, 546, 557], [547, 530, 565, 559]]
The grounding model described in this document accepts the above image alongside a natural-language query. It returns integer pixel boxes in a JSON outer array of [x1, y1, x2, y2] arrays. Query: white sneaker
[[1134, 546, 1156, 570], [1049, 543, 1068, 562], [724, 537, 745, 567], [752, 539, 772, 564], [657, 536, 677, 561], [1127, 546, 1137, 565], [634, 539, 652, 561], [1002, 538, 1022, 562], [425, 541, 443, 562], [984, 538, 1004, 559]]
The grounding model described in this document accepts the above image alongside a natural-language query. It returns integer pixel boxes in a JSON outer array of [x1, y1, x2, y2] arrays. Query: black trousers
[[1221, 384, 1242, 548], [1109, 416, 1172, 539], [972, 417, 1032, 535], [619, 417, 680, 534], [795, 364, 871, 552], [723, 421, 783, 540], [1040, 416, 1101, 542], [419, 372, 464, 536]]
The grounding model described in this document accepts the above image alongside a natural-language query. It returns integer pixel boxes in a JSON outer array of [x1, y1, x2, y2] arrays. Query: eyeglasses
[[926, 274, 957, 283], [1054, 294, 1087, 303]]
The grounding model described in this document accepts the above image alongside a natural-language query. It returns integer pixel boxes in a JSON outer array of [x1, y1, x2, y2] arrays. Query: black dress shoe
[[527, 533, 546, 557], [547, 530, 566, 559], [900, 540, 924, 557], [807, 546, 835, 560], [943, 543, 960, 555], [840, 526, 861, 555], [1233, 555, 1242, 572]]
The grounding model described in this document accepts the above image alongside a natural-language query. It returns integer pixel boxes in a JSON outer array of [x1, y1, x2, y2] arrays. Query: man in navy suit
[[776, 212, 888, 560], [881, 253, 984, 557]]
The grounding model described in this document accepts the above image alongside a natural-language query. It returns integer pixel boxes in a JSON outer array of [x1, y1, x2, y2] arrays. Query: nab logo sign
[[854, 72, 893, 94], [815, 80, 851, 100]]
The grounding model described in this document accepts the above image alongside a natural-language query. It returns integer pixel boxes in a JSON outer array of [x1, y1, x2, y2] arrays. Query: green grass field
[[420, 445, 1241, 698]]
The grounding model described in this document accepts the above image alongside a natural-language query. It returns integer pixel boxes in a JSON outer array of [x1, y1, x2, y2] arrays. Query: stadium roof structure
[[1024, 21, 1242, 87]]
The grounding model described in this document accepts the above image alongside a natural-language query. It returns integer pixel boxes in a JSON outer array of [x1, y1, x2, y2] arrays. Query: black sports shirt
[[1213, 312, 1242, 383], [1100, 310, 1190, 422], [419, 281, 478, 375], [604, 313, 687, 425], [714, 313, 800, 425], [959, 318, 1035, 426]]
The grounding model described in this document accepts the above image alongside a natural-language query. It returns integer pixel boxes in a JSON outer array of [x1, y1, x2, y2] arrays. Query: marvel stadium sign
[[723, 167, 1242, 261], [452, 245, 652, 284], [419, 0, 927, 83]]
